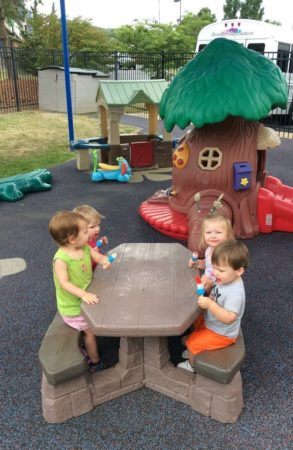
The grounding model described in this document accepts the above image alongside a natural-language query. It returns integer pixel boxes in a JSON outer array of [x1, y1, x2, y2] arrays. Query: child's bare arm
[[90, 247, 111, 269], [54, 259, 99, 304], [198, 295, 237, 324]]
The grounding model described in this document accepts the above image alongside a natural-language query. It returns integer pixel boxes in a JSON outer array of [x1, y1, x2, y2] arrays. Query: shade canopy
[[160, 38, 288, 131]]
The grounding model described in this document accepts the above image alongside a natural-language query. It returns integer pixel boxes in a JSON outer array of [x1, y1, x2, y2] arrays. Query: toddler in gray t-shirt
[[206, 278, 245, 339], [178, 239, 249, 373]]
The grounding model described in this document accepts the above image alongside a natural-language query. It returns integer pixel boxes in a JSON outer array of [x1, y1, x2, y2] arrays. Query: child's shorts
[[186, 318, 236, 356], [62, 315, 90, 331]]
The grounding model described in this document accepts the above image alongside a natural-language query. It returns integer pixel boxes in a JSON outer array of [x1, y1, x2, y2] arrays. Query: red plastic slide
[[257, 175, 293, 233]]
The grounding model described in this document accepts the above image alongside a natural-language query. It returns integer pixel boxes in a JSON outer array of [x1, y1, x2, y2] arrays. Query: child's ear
[[236, 267, 244, 277], [68, 234, 76, 244]]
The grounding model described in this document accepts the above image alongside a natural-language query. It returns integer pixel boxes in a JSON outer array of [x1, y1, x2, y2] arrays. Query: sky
[[32, 0, 293, 30]]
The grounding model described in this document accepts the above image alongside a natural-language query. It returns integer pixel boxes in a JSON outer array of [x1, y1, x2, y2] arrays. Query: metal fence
[[0, 47, 292, 137]]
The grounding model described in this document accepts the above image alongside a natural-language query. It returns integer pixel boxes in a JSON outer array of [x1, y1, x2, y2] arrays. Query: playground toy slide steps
[[139, 201, 188, 241]]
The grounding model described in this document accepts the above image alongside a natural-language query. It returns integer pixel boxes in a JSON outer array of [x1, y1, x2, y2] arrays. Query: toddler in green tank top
[[49, 210, 112, 372]]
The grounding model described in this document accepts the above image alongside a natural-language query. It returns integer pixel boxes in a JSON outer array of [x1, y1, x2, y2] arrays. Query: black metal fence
[[0, 47, 292, 137]]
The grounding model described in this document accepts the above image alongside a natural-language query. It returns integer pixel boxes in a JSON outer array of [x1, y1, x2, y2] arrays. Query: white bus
[[195, 19, 293, 123]]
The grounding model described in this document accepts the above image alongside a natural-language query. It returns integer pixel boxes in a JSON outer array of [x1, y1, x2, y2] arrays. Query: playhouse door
[[130, 142, 154, 168]]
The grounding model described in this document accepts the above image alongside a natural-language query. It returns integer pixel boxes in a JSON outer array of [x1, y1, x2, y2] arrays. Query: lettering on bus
[[212, 29, 254, 37]]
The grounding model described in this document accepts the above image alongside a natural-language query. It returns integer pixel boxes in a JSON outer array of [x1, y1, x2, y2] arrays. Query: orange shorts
[[186, 315, 236, 356]]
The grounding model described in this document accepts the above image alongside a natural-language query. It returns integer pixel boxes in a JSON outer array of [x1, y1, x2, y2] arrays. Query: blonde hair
[[199, 212, 234, 250], [211, 239, 249, 270], [73, 205, 104, 223], [49, 211, 87, 245]]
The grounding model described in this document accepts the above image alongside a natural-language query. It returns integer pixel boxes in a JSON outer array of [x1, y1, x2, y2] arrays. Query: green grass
[[0, 111, 138, 177]]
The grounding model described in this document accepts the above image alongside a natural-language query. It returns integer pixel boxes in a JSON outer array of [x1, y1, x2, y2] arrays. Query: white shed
[[38, 66, 109, 114]]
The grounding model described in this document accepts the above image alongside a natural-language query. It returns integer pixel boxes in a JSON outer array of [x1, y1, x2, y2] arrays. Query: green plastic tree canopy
[[160, 38, 288, 131]]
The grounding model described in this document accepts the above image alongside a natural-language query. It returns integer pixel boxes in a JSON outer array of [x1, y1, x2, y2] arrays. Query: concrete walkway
[[120, 114, 190, 138]]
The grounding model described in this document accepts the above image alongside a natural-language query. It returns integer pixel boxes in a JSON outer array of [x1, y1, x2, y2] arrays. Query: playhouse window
[[198, 147, 222, 171]]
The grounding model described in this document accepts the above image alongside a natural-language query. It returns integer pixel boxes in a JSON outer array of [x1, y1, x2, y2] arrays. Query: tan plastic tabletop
[[82, 243, 200, 337]]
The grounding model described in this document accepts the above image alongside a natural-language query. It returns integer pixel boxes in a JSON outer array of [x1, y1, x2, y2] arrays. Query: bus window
[[198, 44, 207, 52], [277, 43, 290, 72], [247, 43, 265, 54]]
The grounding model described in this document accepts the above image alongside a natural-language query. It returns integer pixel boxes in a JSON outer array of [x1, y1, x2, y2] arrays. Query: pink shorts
[[62, 315, 90, 331]]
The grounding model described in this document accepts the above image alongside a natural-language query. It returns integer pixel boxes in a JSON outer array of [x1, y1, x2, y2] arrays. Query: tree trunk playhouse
[[139, 38, 293, 250]]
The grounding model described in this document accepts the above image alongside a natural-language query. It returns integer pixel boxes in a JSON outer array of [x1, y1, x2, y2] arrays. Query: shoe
[[181, 349, 188, 359], [89, 359, 107, 373], [177, 360, 195, 372]]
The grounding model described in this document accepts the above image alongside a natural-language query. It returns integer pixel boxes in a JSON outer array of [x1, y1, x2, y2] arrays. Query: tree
[[0, 0, 27, 47], [240, 0, 264, 20], [112, 21, 176, 53], [223, 0, 241, 19], [223, 0, 264, 20], [67, 17, 115, 52], [111, 21, 180, 79], [176, 9, 216, 52], [29, 0, 43, 17], [110, 10, 216, 79], [22, 6, 115, 52], [112, 9, 216, 54], [197, 7, 216, 21], [20, 4, 60, 49]]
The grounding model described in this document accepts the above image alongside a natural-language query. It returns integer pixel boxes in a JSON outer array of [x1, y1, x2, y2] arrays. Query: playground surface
[[0, 135, 292, 449]]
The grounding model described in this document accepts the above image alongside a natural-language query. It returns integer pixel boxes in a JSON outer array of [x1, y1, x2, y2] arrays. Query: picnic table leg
[[89, 337, 144, 407], [144, 336, 194, 404], [114, 337, 144, 388]]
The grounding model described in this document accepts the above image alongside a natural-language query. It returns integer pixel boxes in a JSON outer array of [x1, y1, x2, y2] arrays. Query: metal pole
[[174, 0, 182, 23], [10, 47, 20, 112], [59, 0, 74, 144], [114, 51, 119, 80], [158, 0, 160, 23], [161, 50, 165, 79]]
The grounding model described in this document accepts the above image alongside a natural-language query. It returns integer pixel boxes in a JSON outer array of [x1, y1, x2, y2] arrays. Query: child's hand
[[96, 236, 108, 249], [198, 295, 211, 309], [201, 275, 214, 291], [81, 292, 100, 305], [188, 252, 198, 268], [102, 260, 111, 270], [188, 258, 196, 268]]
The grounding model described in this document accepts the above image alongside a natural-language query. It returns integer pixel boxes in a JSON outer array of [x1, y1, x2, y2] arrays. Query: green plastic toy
[[0, 168, 52, 202]]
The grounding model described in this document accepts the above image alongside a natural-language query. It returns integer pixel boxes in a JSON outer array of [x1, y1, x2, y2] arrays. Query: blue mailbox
[[233, 162, 253, 191]]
